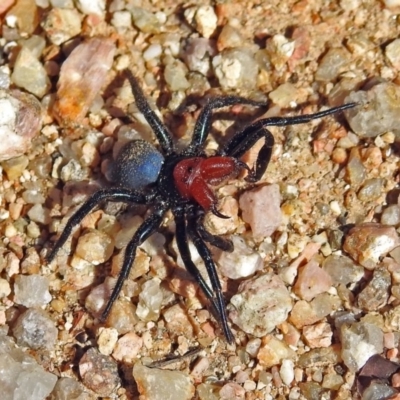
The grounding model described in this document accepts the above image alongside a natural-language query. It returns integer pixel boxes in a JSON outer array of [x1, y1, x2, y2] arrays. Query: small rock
[[0, 89, 42, 161], [129, 6, 161, 34], [181, 38, 216, 76], [340, 321, 384, 372], [315, 47, 351, 82], [75, 229, 114, 265], [0, 333, 57, 400], [79, 347, 121, 397], [293, 259, 332, 301], [322, 255, 364, 286], [75, 0, 105, 17], [290, 293, 341, 329], [279, 359, 295, 386], [6, 0, 39, 34], [14, 275, 51, 307], [184, 5, 217, 39], [381, 204, 400, 226], [265, 34, 295, 70], [13, 308, 58, 350], [219, 382, 245, 400], [303, 322, 333, 348], [50, 377, 88, 400], [164, 59, 190, 91], [136, 278, 163, 322], [42, 8, 82, 46], [133, 363, 195, 400], [163, 303, 193, 337], [343, 223, 400, 269], [229, 273, 292, 337], [217, 24, 243, 51], [345, 82, 400, 138], [357, 268, 391, 311], [97, 327, 118, 356], [385, 39, 400, 70], [215, 235, 262, 279], [358, 178, 385, 202], [213, 48, 259, 90], [239, 184, 282, 241], [112, 332, 143, 363], [257, 335, 296, 368], [54, 38, 116, 127]]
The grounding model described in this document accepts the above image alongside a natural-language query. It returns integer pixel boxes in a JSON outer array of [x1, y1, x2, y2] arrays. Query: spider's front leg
[[124, 70, 175, 155], [220, 102, 357, 182], [101, 203, 168, 319], [46, 188, 155, 263], [185, 96, 268, 156], [186, 207, 235, 344], [174, 207, 234, 343]]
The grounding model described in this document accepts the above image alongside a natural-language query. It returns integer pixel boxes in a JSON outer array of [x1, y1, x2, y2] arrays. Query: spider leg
[[101, 203, 168, 319], [174, 207, 226, 332], [185, 96, 268, 156], [46, 188, 156, 263], [124, 70, 175, 155], [186, 208, 235, 344], [196, 210, 234, 252], [221, 102, 357, 182]]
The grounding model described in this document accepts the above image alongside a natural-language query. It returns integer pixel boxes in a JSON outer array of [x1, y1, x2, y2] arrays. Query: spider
[[46, 69, 355, 344]]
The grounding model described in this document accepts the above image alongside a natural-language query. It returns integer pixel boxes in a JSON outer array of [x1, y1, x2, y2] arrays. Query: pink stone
[[293, 259, 333, 301], [112, 332, 143, 363], [303, 322, 332, 348], [239, 184, 282, 241], [54, 38, 116, 129], [344, 223, 400, 269]]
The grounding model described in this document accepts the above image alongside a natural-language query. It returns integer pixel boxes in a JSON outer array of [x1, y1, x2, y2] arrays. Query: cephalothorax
[[47, 70, 355, 343]]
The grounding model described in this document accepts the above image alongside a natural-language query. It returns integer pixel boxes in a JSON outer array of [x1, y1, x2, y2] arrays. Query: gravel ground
[[1, 1, 400, 399]]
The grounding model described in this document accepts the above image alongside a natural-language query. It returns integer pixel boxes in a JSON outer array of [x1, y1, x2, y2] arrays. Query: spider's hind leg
[[46, 188, 154, 263]]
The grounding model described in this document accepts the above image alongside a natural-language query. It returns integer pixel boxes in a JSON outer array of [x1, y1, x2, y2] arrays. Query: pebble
[[219, 382, 245, 400], [133, 363, 195, 400], [97, 327, 118, 356], [14, 274, 51, 307], [385, 39, 400, 70], [0, 333, 57, 400], [340, 321, 383, 372], [212, 48, 259, 90], [297, 346, 341, 368], [279, 359, 295, 386], [315, 47, 351, 82], [345, 148, 366, 188], [269, 82, 298, 108], [0, 89, 42, 162], [50, 377, 88, 400], [290, 293, 341, 329], [322, 254, 364, 286], [12, 46, 50, 97], [79, 347, 121, 396], [181, 38, 216, 76], [187, 5, 218, 39], [343, 223, 400, 269], [13, 308, 58, 350], [75, 229, 114, 265], [163, 303, 193, 337], [293, 259, 333, 301], [136, 278, 163, 321], [112, 332, 143, 363], [54, 38, 116, 126], [381, 204, 400, 226], [2, 154, 29, 180], [229, 273, 292, 337], [0, 278, 11, 298], [239, 184, 282, 241], [358, 178, 385, 202], [302, 322, 332, 348], [266, 34, 295, 70], [217, 24, 243, 51], [257, 335, 296, 368], [345, 82, 400, 138], [75, 0, 105, 17], [129, 6, 161, 34], [42, 8, 82, 46], [164, 59, 190, 91], [356, 267, 391, 311], [215, 235, 262, 279], [6, 0, 39, 34]]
